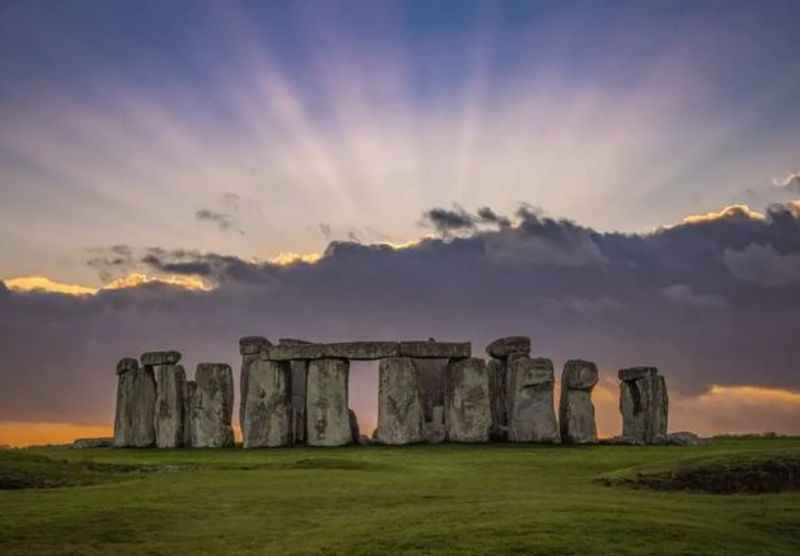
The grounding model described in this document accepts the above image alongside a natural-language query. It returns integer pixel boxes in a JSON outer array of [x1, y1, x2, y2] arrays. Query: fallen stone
[[182, 380, 196, 447], [349, 409, 360, 444], [113, 361, 157, 448], [486, 336, 531, 359], [263, 342, 400, 361], [306, 358, 351, 446], [376, 357, 425, 445], [507, 357, 559, 443], [399, 341, 471, 359], [155, 364, 187, 448], [140, 351, 181, 367], [239, 336, 270, 356], [667, 431, 710, 446], [619, 367, 669, 444], [559, 360, 599, 444], [71, 437, 113, 449], [446, 358, 492, 442], [242, 359, 292, 448], [239, 336, 272, 435], [191, 363, 235, 448], [116, 357, 138, 375]]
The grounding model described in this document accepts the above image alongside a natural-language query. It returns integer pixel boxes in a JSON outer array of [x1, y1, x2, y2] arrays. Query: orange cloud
[[4, 276, 98, 295], [680, 204, 765, 225]]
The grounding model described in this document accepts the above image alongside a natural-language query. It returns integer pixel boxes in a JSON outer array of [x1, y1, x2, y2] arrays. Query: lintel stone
[[618, 367, 658, 382], [140, 351, 181, 366]]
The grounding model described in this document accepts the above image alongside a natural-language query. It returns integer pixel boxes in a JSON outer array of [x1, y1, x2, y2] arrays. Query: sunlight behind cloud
[[4, 273, 211, 295]]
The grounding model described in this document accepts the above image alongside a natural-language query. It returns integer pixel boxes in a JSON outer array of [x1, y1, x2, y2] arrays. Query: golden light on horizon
[[3, 272, 212, 296]]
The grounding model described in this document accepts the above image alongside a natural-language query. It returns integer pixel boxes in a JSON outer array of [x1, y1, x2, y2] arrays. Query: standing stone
[[349, 409, 360, 444], [423, 405, 447, 444], [508, 357, 559, 443], [485, 337, 531, 441], [445, 357, 492, 442], [306, 358, 351, 446], [279, 338, 312, 445], [113, 358, 157, 448], [182, 380, 196, 447], [239, 336, 271, 436], [192, 363, 235, 448], [559, 360, 599, 444], [242, 359, 292, 448], [376, 357, 425, 445], [154, 364, 187, 448], [619, 367, 669, 444]]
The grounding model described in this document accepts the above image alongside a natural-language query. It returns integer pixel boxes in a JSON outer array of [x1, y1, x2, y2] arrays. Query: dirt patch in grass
[[598, 451, 800, 494]]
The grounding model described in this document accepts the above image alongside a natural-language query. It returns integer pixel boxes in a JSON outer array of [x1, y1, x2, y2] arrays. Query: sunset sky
[[1, 1, 799, 446]]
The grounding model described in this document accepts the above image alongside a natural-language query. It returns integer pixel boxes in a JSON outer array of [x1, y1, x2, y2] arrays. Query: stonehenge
[[446, 358, 492, 442], [375, 357, 425, 445], [306, 358, 351, 446], [112, 335, 672, 450], [192, 363, 235, 448], [507, 357, 559, 443], [486, 336, 531, 441], [154, 363, 187, 448], [559, 360, 599, 444], [113, 357, 157, 447], [619, 367, 669, 444], [242, 359, 292, 448]]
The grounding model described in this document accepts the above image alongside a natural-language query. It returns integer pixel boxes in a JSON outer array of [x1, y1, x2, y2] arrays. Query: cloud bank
[[2, 200, 800, 438]]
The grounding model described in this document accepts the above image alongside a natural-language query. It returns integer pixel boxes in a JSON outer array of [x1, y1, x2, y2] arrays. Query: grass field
[[1, 438, 799, 555]]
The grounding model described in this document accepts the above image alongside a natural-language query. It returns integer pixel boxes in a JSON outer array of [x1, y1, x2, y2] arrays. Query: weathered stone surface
[[399, 341, 471, 359], [116, 357, 138, 375], [71, 437, 113, 449], [507, 357, 559, 443], [559, 360, 599, 444], [486, 336, 531, 359], [154, 364, 187, 448], [263, 342, 400, 361], [113, 363, 157, 448], [242, 359, 292, 448], [562, 359, 600, 391], [191, 363, 235, 448], [445, 358, 492, 442], [376, 357, 425, 445], [306, 358, 351, 446], [423, 405, 447, 444], [619, 367, 669, 444], [279, 338, 311, 445], [488, 357, 508, 441], [618, 367, 658, 382], [349, 409, 360, 444], [239, 337, 272, 434], [239, 336, 270, 356], [140, 351, 181, 366], [182, 381, 196, 447]]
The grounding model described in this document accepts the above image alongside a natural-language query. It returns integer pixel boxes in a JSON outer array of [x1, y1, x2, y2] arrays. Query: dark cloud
[[195, 209, 236, 232], [86, 244, 136, 282], [319, 223, 332, 240], [476, 206, 511, 229], [3, 201, 800, 433], [422, 205, 476, 235]]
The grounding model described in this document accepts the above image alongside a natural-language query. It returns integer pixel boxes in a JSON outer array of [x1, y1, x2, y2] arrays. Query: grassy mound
[[0, 450, 155, 489], [598, 449, 800, 494]]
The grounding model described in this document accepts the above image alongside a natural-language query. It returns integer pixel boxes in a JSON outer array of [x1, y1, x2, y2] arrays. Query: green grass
[[1, 439, 799, 555]]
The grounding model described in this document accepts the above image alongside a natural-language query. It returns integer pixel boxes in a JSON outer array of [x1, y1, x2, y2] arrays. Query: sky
[[1, 1, 799, 445]]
